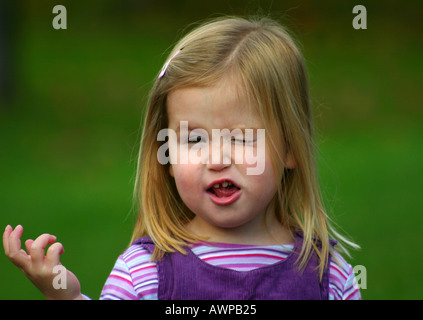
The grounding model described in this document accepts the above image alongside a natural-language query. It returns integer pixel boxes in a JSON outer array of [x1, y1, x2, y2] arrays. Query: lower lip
[[207, 189, 242, 205]]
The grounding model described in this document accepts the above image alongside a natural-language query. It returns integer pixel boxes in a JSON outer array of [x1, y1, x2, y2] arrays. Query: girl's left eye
[[231, 137, 253, 143]]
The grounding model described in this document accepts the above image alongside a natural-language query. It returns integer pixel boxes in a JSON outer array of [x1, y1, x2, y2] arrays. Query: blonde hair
[[131, 16, 358, 279]]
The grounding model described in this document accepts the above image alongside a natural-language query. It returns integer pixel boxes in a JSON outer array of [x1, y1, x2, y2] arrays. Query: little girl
[[3, 16, 361, 300]]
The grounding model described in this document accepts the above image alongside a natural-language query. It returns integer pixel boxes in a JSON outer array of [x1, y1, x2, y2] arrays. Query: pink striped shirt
[[100, 241, 361, 300]]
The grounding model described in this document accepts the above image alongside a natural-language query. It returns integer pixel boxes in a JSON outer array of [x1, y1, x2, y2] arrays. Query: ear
[[284, 151, 296, 170]]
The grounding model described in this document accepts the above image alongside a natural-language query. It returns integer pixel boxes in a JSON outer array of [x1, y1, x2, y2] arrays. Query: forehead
[[166, 77, 262, 129]]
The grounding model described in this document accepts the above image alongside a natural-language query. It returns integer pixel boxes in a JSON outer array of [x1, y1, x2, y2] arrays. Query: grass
[[317, 127, 423, 299]]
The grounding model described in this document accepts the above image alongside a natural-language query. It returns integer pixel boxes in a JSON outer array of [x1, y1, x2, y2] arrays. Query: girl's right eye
[[188, 136, 203, 143]]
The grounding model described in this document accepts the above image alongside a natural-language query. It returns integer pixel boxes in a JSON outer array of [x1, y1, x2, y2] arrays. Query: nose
[[206, 137, 232, 171]]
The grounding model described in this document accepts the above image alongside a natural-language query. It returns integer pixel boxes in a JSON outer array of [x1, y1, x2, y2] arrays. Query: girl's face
[[166, 76, 294, 243]]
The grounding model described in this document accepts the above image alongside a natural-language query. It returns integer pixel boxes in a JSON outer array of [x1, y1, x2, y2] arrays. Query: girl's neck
[[185, 215, 293, 246]]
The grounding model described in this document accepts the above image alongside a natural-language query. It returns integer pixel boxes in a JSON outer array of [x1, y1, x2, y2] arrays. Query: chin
[[207, 215, 255, 230]]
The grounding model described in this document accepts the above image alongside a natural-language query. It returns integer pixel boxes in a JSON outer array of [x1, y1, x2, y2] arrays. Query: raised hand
[[3, 225, 84, 300]]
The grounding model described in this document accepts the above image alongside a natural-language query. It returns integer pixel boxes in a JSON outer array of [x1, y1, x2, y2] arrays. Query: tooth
[[228, 182, 233, 186], [213, 184, 220, 188], [222, 181, 228, 188]]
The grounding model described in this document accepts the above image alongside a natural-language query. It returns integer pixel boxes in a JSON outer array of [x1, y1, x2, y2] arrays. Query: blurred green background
[[1, 0, 422, 300]]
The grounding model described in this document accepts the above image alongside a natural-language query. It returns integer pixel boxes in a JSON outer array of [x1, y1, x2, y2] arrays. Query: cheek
[[240, 143, 279, 180], [170, 164, 204, 214], [250, 164, 278, 196], [170, 164, 199, 195], [247, 150, 280, 199]]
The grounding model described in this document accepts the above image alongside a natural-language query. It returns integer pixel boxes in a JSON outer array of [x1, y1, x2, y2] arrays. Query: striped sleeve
[[328, 251, 361, 300], [100, 244, 158, 300]]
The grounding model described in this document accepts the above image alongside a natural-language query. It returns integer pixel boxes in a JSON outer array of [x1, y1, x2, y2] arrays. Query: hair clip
[[158, 49, 182, 79]]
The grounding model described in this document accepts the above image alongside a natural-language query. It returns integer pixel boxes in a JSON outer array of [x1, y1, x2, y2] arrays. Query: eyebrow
[[174, 124, 202, 133], [174, 126, 262, 138]]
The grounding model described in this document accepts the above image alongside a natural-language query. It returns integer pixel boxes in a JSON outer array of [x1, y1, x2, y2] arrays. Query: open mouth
[[207, 181, 240, 198], [206, 179, 242, 205]]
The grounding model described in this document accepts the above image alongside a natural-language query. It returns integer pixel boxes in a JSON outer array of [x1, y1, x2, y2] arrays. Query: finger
[[7, 225, 24, 253], [46, 242, 64, 268], [3, 225, 13, 255], [5, 225, 30, 268], [25, 239, 34, 255], [30, 234, 57, 269]]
